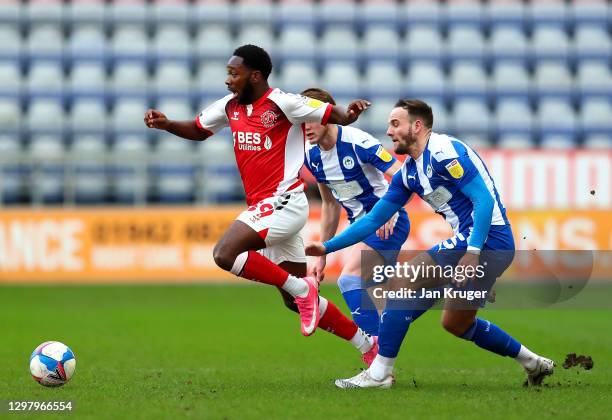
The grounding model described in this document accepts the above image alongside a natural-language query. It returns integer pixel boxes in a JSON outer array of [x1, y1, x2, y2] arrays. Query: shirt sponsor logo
[[233, 131, 263, 151], [445, 159, 464, 179], [375, 146, 393, 163], [263, 136, 272, 150], [260, 110, 278, 128]]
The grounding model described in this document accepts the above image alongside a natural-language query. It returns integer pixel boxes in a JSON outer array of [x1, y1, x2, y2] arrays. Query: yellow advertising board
[[0, 207, 611, 283]]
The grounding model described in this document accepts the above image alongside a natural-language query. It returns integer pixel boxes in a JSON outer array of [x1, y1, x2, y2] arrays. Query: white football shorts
[[236, 191, 309, 264]]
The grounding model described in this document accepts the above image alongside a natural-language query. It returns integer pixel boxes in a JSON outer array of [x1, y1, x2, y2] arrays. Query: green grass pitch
[[2, 284, 611, 419]]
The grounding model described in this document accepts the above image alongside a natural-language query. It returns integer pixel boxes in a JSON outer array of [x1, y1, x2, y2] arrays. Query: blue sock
[[378, 299, 427, 358], [337, 275, 380, 336], [460, 318, 521, 358]]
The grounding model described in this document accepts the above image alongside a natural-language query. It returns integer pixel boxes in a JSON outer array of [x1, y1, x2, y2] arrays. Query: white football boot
[[525, 357, 555, 386], [334, 369, 395, 389]]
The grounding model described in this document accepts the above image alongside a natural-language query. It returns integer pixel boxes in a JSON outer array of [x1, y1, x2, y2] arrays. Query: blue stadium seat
[[70, 98, 107, 135], [111, 134, 149, 204], [193, 0, 231, 26], [402, 0, 442, 29], [0, 99, 21, 134], [570, 0, 610, 27], [0, 135, 23, 204], [364, 62, 402, 98], [236, 24, 275, 58], [449, 61, 488, 100], [153, 137, 196, 203], [527, 0, 569, 29], [68, 25, 107, 61], [486, 1, 526, 29], [152, 25, 193, 61], [29, 135, 65, 204], [27, 61, 65, 98], [0, 1, 23, 26], [27, 26, 64, 61], [536, 98, 577, 140], [530, 26, 570, 62], [111, 98, 148, 135], [25, 0, 64, 25], [195, 60, 233, 99], [27, 99, 66, 135], [451, 98, 492, 146], [362, 26, 401, 63], [111, 61, 149, 98], [275, 0, 316, 28], [66, 0, 106, 26], [69, 61, 106, 98], [154, 62, 193, 98], [0, 26, 22, 61], [151, 0, 191, 25], [446, 0, 484, 29], [0, 61, 22, 98], [71, 135, 108, 204], [494, 99, 534, 139], [406, 62, 447, 101], [573, 25, 611, 61], [108, 0, 149, 25], [195, 25, 233, 61], [491, 61, 530, 100], [235, 0, 274, 26], [405, 26, 443, 63], [278, 26, 317, 62], [320, 27, 359, 64], [319, 0, 357, 29], [447, 25, 486, 64], [357, 0, 399, 29], [111, 24, 149, 61], [488, 27, 528, 64], [577, 61, 612, 99], [533, 62, 574, 99], [580, 98, 612, 137]]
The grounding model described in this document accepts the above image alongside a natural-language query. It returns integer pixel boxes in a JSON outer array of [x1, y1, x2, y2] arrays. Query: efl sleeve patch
[[445, 159, 464, 179], [306, 97, 324, 109], [375, 145, 393, 163]]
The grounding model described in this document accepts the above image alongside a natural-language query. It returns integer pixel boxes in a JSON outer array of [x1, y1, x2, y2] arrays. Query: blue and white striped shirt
[[304, 126, 396, 223], [385, 132, 509, 235]]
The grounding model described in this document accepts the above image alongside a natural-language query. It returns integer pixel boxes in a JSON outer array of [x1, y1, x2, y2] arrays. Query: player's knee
[[212, 243, 236, 271], [337, 274, 362, 294], [441, 317, 472, 337]]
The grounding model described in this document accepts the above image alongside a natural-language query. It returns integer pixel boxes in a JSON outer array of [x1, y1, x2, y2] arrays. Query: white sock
[[281, 275, 308, 298], [369, 355, 396, 381], [318, 296, 328, 317], [515, 345, 539, 370], [349, 328, 373, 354]]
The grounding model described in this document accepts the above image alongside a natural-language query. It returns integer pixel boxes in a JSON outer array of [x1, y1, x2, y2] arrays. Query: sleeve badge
[[445, 159, 464, 179], [375, 145, 393, 163]]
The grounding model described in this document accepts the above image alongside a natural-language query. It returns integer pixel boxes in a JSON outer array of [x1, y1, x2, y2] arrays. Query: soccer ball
[[29, 341, 76, 387]]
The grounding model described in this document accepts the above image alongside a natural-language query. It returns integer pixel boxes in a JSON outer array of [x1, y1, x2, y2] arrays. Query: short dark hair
[[233, 44, 273, 79], [395, 99, 433, 129], [300, 87, 336, 105]]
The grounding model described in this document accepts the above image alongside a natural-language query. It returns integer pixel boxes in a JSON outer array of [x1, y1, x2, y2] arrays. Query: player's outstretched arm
[[144, 109, 211, 141], [326, 100, 371, 126], [305, 198, 401, 256]]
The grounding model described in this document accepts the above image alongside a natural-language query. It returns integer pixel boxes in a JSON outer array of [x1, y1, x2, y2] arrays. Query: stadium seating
[[0, 0, 610, 205]]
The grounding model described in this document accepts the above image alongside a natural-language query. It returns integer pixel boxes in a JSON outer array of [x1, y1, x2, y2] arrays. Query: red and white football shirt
[[195, 88, 333, 206]]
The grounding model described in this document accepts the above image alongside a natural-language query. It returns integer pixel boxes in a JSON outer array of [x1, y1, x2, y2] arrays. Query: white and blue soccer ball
[[29, 341, 76, 387]]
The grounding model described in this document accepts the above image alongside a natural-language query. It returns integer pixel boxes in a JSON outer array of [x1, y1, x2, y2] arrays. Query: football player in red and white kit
[[145, 45, 377, 361]]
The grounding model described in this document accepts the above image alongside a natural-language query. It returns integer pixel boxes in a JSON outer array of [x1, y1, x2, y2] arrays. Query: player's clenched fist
[[144, 109, 169, 130], [346, 99, 371, 123], [305, 241, 327, 256]]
